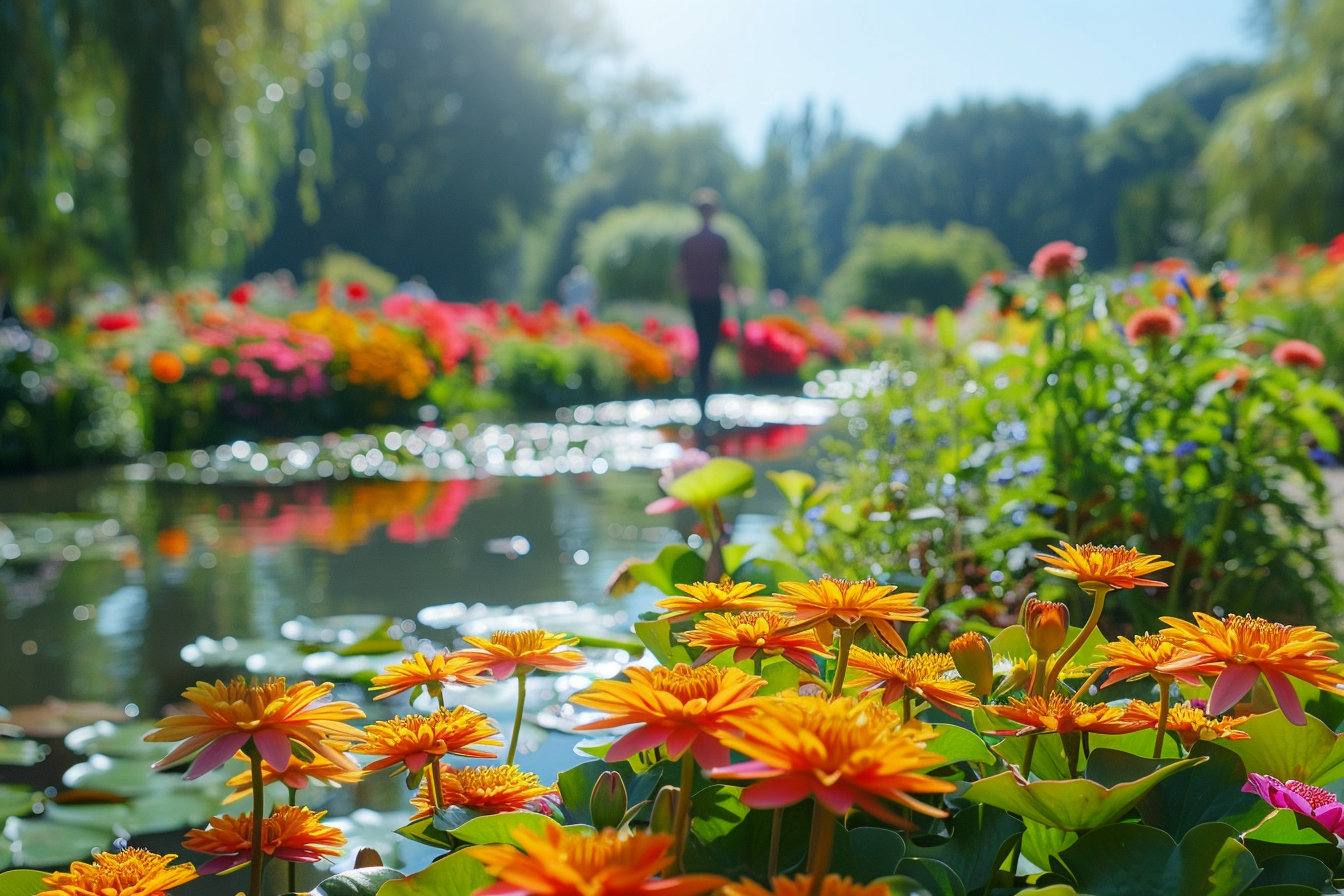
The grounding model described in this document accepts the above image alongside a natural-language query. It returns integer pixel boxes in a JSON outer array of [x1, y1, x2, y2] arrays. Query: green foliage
[[823, 223, 1010, 313], [733, 143, 819, 295], [576, 203, 764, 304]]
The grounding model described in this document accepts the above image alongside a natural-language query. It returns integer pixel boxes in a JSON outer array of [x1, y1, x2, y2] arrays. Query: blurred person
[[559, 265, 596, 313], [675, 188, 734, 415]]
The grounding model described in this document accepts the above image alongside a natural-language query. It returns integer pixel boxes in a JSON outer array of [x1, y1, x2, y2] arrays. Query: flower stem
[[1068, 666, 1105, 706], [247, 744, 264, 896], [1153, 683, 1171, 759], [902, 692, 912, 724], [806, 801, 836, 896], [434, 688, 446, 711], [1045, 586, 1111, 693], [428, 758, 445, 809], [673, 752, 696, 873], [1020, 734, 1038, 780], [754, 655, 763, 678], [506, 671, 528, 765], [287, 785, 298, 894], [830, 627, 854, 700], [768, 807, 783, 877]]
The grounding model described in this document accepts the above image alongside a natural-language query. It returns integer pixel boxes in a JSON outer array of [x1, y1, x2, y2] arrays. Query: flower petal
[[1264, 669, 1307, 726], [185, 731, 251, 781], [605, 725, 669, 762], [740, 776, 814, 809], [253, 728, 293, 772], [1208, 664, 1260, 716]]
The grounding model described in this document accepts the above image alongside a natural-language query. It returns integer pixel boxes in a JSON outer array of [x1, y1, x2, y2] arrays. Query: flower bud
[[948, 631, 994, 696], [1024, 597, 1069, 656], [649, 785, 678, 834], [589, 769, 628, 830]]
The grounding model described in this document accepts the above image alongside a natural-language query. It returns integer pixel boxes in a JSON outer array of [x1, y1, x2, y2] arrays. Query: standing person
[[676, 188, 733, 415]]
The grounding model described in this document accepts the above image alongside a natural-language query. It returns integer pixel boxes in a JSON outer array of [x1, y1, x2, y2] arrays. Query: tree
[[731, 142, 818, 295], [247, 0, 595, 300], [805, 135, 877, 278], [852, 101, 1097, 265], [1202, 0, 1344, 258]]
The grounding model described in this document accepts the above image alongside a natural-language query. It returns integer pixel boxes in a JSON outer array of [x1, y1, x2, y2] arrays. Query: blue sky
[[601, 0, 1264, 159]]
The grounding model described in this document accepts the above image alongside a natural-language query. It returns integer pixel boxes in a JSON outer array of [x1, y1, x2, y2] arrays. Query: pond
[[0, 390, 852, 875]]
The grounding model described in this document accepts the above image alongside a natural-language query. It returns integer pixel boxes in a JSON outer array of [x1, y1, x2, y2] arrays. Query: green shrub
[[576, 202, 765, 304], [823, 222, 1010, 312]]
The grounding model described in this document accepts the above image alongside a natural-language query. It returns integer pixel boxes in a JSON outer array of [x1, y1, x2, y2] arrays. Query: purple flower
[[1173, 440, 1199, 459], [1310, 447, 1340, 468], [1243, 773, 1344, 834]]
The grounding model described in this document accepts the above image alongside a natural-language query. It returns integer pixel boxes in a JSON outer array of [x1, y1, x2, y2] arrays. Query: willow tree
[[0, 0, 369, 297], [1202, 0, 1344, 259]]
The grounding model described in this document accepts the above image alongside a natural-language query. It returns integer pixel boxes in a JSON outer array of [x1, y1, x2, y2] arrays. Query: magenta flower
[[1243, 773, 1344, 834]]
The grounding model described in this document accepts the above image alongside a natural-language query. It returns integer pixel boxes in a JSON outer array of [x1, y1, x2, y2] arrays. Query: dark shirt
[[680, 227, 730, 301]]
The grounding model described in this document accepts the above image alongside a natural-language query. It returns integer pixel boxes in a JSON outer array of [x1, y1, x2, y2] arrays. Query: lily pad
[[665, 457, 755, 508], [1137, 741, 1265, 839], [0, 741, 44, 767], [926, 725, 996, 768], [1220, 710, 1344, 786], [65, 721, 164, 759], [1041, 822, 1260, 896], [895, 858, 965, 896], [2, 817, 111, 868], [1242, 809, 1342, 870], [963, 750, 1204, 831], [375, 850, 489, 896], [0, 786, 37, 821], [617, 546, 707, 598]]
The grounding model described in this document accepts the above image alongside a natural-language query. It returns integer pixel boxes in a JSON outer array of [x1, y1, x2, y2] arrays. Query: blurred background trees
[[6, 0, 1344, 308]]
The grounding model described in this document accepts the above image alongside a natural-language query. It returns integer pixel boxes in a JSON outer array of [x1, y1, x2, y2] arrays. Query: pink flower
[[229, 283, 255, 305], [96, 311, 140, 332], [210, 358, 230, 376], [1029, 241, 1087, 279], [1244, 774, 1344, 835], [1272, 339, 1326, 370]]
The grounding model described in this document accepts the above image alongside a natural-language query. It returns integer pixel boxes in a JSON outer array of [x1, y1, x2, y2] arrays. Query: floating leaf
[[1220, 711, 1344, 786], [1, 817, 111, 868], [1044, 822, 1260, 896], [0, 741, 43, 767], [447, 811, 560, 847], [65, 721, 164, 759], [665, 458, 755, 508], [620, 546, 707, 598], [0, 787, 36, 820]]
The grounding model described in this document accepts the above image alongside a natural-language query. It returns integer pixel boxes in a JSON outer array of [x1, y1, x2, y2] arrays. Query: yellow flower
[[656, 581, 773, 623], [772, 577, 926, 653], [409, 764, 557, 820], [1034, 542, 1173, 594], [722, 875, 890, 896], [1121, 700, 1250, 747], [1160, 613, 1344, 724], [679, 611, 832, 673], [458, 629, 586, 679], [713, 695, 955, 823], [948, 632, 994, 696], [222, 752, 362, 803], [989, 693, 1149, 736], [472, 827, 725, 896], [571, 664, 765, 767], [370, 651, 488, 701], [352, 707, 501, 773], [347, 323, 433, 399], [144, 677, 364, 779], [1093, 634, 1215, 689], [847, 648, 979, 716], [39, 848, 196, 896], [182, 806, 345, 874]]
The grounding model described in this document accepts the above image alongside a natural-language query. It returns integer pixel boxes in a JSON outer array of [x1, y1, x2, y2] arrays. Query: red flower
[[1326, 234, 1344, 264], [25, 303, 55, 328], [642, 316, 661, 337], [346, 281, 370, 302], [229, 283, 255, 306], [96, 311, 140, 332], [573, 306, 593, 327], [1029, 241, 1087, 279], [1123, 305, 1183, 343], [739, 320, 808, 377], [1271, 339, 1325, 370], [721, 318, 740, 341]]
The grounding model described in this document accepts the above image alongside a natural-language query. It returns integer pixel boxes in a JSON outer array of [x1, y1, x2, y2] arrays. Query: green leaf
[[0, 741, 43, 767], [2, 818, 112, 868], [870, 876, 936, 896], [0, 786, 37, 820], [622, 545, 708, 597], [895, 857, 965, 896], [311, 867, 404, 896], [934, 307, 958, 351], [963, 752, 1205, 831], [845, 828, 907, 883], [990, 733, 1072, 781], [1245, 854, 1333, 894], [375, 852, 486, 896], [758, 658, 802, 696], [1088, 729, 1181, 759], [0, 870, 47, 896], [393, 817, 455, 849], [1220, 710, 1344, 786], [688, 785, 748, 843], [683, 790, 812, 879], [632, 620, 693, 667], [1243, 809, 1342, 870], [905, 805, 1023, 892], [766, 470, 816, 509], [448, 811, 560, 847], [666, 458, 755, 508], [733, 558, 808, 594], [926, 725, 996, 767], [1020, 818, 1077, 871], [1138, 741, 1265, 839], [989, 625, 1031, 662], [1048, 822, 1260, 896]]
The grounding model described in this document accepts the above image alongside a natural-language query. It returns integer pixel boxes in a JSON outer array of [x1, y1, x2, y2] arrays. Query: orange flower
[[409, 764, 557, 820], [1023, 598, 1068, 655], [149, 350, 185, 384], [370, 651, 488, 701], [1159, 613, 1344, 725], [352, 707, 501, 773], [712, 695, 955, 824], [722, 875, 889, 896], [1123, 305, 1183, 343], [473, 827, 725, 896], [846, 648, 979, 716], [1034, 542, 1173, 594], [656, 581, 773, 623], [1122, 700, 1250, 747], [222, 752, 362, 803], [989, 693, 1150, 736], [571, 664, 765, 768], [679, 611, 832, 673], [39, 848, 197, 896], [1093, 634, 1214, 689], [458, 630, 585, 679], [772, 577, 926, 653], [145, 677, 365, 779], [183, 806, 345, 874]]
